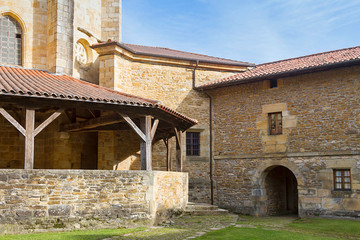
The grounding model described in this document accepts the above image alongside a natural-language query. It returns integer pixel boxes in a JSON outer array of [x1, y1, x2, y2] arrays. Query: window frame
[[268, 112, 283, 135], [186, 131, 200, 156], [333, 169, 351, 191], [0, 14, 23, 66]]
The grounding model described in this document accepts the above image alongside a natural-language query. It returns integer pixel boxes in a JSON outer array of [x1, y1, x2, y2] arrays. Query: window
[[186, 132, 200, 156], [0, 15, 22, 65], [269, 112, 282, 135], [333, 169, 351, 190], [270, 79, 278, 88]]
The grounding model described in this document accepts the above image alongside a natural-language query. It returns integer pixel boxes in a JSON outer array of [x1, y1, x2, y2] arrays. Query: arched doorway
[[265, 166, 298, 215]]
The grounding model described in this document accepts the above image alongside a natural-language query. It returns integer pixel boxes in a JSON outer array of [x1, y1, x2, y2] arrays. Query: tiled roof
[[199, 46, 360, 89], [92, 41, 255, 67], [0, 65, 197, 125]]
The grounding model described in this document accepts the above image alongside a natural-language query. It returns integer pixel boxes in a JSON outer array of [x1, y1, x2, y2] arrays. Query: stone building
[[0, 0, 359, 233], [199, 47, 360, 217]]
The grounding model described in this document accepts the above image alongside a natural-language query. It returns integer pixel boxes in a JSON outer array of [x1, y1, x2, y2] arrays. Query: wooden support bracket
[[0, 107, 62, 169]]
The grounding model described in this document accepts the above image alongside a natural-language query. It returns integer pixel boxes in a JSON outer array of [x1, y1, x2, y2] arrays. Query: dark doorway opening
[[265, 166, 298, 215], [81, 132, 98, 169]]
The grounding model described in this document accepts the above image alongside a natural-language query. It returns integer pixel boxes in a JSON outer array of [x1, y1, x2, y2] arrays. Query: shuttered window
[[269, 112, 282, 135], [0, 15, 22, 65]]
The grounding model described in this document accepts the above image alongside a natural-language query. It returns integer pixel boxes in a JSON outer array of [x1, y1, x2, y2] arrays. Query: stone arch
[[75, 38, 93, 66], [252, 160, 305, 188], [251, 160, 303, 216], [0, 11, 27, 33]]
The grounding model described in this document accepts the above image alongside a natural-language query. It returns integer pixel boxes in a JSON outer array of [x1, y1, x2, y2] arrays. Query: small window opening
[[270, 79, 278, 88], [269, 112, 282, 135], [186, 132, 200, 156]]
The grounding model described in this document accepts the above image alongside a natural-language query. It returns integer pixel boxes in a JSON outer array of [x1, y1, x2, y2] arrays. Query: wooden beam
[[151, 119, 159, 141], [61, 113, 123, 132], [0, 107, 25, 136], [119, 113, 146, 141], [24, 109, 35, 169], [34, 110, 62, 137], [174, 128, 183, 172]]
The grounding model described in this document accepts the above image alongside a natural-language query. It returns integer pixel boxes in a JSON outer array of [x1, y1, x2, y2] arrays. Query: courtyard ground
[[0, 215, 359, 240]]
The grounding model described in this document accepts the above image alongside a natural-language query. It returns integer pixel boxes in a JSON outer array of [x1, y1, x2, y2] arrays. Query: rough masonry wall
[[210, 66, 360, 217], [214, 155, 360, 217], [0, 169, 188, 234], [210, 66, 360, 156]]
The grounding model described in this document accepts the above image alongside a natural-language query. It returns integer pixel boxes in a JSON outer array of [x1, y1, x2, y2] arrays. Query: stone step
[[185, 203, 219, 211], [184, 202, 229, 216], [184, 208, 229, 216]]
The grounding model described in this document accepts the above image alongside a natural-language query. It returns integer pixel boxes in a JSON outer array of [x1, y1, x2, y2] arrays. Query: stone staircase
[[184, 202, 229, 215]]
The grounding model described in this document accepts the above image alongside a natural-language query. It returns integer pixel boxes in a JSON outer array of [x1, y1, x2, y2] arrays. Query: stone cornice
[[91, 44, 249, 72]]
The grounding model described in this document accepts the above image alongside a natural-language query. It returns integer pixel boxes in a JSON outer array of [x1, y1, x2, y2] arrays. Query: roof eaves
[[198, 58, 360, 90]]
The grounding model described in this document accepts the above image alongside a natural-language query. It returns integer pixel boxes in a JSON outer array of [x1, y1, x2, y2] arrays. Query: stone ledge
[[214, 151, 360, 160]]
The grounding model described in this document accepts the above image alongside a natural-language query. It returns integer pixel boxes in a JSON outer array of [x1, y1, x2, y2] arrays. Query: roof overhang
[[198, 59, 360, 90]]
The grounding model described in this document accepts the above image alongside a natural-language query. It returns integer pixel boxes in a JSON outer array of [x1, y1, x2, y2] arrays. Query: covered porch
[[0, 66, 196, 172], [0, 65, 195, 233]]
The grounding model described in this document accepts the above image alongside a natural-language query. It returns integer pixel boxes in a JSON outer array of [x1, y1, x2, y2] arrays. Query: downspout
[[204, 91, 214, 205], [192, 60, 214, 205]]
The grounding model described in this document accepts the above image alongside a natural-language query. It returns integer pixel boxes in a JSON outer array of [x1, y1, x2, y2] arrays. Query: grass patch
[[195, 226, 339, 240], [0, 227, 146, 240], [289, 218, 360, 238], [196, 216, 360, 240]]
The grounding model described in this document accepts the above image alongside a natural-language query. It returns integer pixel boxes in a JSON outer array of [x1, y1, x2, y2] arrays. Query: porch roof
[[0, 65, 197, 130]]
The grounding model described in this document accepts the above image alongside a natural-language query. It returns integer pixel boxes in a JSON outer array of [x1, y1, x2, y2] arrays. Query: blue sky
[[122, 0, 360, 64]]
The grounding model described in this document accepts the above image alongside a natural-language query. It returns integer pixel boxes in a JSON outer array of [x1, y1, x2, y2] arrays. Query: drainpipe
[[192, 60, 214, 205]]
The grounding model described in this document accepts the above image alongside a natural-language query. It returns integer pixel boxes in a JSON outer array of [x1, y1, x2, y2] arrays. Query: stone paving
[[101, 214, 238, 240]]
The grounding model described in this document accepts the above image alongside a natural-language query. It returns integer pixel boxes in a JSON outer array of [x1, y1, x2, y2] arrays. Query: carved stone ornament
[[75, 42, 87, 65]]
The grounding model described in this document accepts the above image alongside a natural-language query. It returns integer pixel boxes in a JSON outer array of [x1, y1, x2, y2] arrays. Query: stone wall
[[97, 50, 242, 203], [209, 65, 360, 217], [214, 154, 360, 217], [0, 169, 188, 234], [209, 66, 360, 156]]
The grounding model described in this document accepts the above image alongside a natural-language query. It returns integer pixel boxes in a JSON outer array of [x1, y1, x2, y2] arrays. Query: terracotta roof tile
[[92, 41, 255, 67], [0, 65, 197, 125], [199, 46, 360, 89]]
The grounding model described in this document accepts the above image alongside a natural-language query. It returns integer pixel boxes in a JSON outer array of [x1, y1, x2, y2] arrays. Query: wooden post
[[174, 128, 183, 172], [140, 116, 152, 170], [163, 138, 172, 171], [24, 109, 35, 169]]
